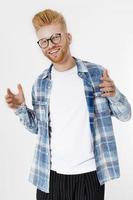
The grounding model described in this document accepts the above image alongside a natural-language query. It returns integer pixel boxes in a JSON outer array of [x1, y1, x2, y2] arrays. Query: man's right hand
[[5, 83, 25, 109]]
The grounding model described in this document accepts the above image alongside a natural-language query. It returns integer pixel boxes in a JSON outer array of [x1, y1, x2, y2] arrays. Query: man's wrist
[[13, 102, 26, 113]]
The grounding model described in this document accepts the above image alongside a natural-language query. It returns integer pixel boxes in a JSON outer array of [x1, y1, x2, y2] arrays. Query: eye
[[52, 34, 61, 43], [38, 38, 48, 48], [41, 39, 47, 45]]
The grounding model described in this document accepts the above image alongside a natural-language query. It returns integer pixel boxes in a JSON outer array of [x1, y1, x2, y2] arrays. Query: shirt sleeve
[[107, 88, 131, 121], [14, 85, 38, 134]]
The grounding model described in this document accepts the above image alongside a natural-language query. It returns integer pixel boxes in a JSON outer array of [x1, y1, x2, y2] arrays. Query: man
[[5, 9, 131, 200]]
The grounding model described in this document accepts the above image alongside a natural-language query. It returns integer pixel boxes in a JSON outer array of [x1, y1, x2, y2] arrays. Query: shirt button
[[78, 73, 82, 77]]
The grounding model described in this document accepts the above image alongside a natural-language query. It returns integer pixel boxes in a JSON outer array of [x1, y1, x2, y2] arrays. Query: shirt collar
[[41, 57, 88, 79]]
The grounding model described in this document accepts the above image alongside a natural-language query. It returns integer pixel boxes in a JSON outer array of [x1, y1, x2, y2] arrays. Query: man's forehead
[[36, 24, 64, 38]]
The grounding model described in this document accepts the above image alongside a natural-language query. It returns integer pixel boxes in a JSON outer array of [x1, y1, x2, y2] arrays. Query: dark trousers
[[36, 170, 105, 200]]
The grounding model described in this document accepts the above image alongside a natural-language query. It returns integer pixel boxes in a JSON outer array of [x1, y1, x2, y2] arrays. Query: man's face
[[36, 24, 72, 64]]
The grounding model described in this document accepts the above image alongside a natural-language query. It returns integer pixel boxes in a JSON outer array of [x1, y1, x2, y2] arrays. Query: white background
[[0, 0, 133, 199]]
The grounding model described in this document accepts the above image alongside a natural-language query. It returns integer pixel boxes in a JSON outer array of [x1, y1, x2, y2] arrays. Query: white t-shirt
[[49, 65, 96, 174]]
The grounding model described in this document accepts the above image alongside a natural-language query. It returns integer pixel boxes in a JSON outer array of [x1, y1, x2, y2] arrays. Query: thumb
[[17, 83, 24, 95], [103, 69, 109, 77]]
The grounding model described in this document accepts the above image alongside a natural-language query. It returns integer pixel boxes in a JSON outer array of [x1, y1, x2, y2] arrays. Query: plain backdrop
[[0, 1, 133, 200]]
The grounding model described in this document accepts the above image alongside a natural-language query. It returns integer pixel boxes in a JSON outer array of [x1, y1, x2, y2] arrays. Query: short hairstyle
[[32, 9, 67, 31]]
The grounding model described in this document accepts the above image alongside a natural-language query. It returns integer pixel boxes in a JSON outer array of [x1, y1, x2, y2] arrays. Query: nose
[[48, 39, 55, 48]]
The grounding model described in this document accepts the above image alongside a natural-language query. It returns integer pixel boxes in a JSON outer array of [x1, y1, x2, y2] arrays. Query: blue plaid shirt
[[15, 57, 131, 193]]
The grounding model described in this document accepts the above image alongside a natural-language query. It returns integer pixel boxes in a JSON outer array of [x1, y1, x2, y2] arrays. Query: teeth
[[49, 49, 60, 54]]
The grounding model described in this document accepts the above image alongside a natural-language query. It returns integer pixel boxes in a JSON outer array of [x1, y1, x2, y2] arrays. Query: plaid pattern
[[15, 57, 131, 193]]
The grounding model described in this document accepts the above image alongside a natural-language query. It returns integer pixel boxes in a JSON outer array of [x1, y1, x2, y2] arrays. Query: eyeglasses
[[37, 33, 62, 49]]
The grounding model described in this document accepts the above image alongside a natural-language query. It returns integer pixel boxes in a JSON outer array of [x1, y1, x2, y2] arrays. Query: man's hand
[[5, 83, 25, 109], [99, 69, 116, 97]]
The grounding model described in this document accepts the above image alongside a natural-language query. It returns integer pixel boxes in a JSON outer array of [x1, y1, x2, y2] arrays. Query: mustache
[[47, 46, 61, 51]]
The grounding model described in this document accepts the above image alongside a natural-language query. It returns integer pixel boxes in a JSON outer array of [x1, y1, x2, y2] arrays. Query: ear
[[67, 33, 72, 44]]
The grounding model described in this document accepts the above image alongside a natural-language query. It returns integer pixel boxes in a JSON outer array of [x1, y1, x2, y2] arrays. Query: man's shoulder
[[38, 67, 50, 79], [32, 67, 50, 90], [77, 58, 105, 81], [77, 59, 104, 94], [81, 59, 104, 72]]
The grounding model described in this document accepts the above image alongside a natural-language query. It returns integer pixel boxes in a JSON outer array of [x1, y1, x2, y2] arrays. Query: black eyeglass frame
[[37, 33, 62, 49]]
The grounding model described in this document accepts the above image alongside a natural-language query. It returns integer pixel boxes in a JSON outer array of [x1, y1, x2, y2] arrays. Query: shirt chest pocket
[[32, 100, 48, 122]]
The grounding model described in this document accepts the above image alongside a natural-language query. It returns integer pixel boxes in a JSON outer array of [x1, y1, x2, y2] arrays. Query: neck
[[53, 54, 76, 72]]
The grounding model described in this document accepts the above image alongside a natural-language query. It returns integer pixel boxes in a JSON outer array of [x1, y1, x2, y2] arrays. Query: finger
[[101, 91, 115, 97], [5, 95, 13, 101], [6, 99, 13, 104], [6, 98, 13, 104], [99, 81, 114, 88], [17, 83, 23, 95], [7, 88, 14, 97], [103, 69, 109, 78], [5, 94, 10, 100], [100, 87, 115, 93], [100, 76, 112, 82]]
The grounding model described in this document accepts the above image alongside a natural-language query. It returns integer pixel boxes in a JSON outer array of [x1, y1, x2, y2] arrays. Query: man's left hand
[[99, 69, 116, 97]]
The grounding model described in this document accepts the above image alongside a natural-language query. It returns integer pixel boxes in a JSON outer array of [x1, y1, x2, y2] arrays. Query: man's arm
[[14, 84, 38, 134], [14, 103, 38, 134], [107, 89, 131, 121], [5, 83, 38, 134], [99, 69, 131, 121]]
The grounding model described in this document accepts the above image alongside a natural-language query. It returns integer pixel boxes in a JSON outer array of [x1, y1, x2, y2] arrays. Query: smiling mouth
[[49, 48, 60, 55]]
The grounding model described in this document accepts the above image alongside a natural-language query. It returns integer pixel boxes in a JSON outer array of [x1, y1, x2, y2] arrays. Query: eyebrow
[[41, 33, 61, 39]]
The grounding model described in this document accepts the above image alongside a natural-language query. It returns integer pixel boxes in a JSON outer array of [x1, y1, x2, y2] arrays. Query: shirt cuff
[[107, 88, 121, 103], [14, 102, 27, 115]]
